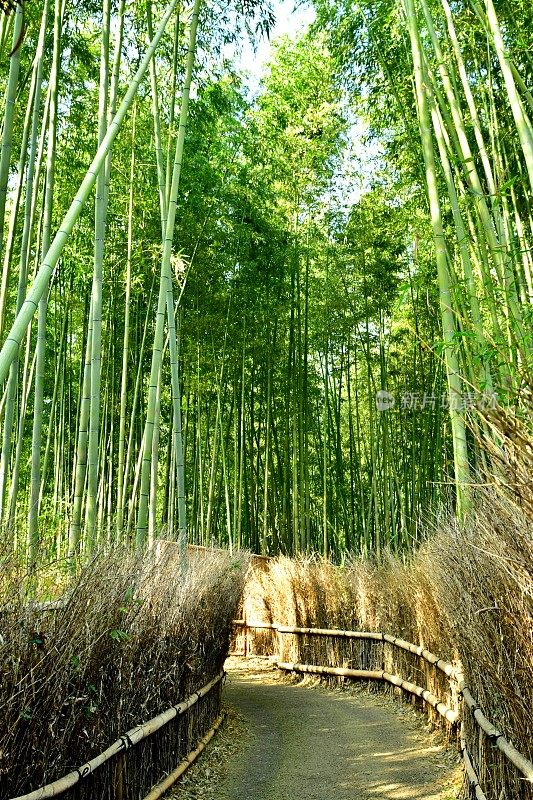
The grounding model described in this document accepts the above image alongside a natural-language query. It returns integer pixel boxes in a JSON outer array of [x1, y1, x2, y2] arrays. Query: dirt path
[[214, 660, 461, 800]]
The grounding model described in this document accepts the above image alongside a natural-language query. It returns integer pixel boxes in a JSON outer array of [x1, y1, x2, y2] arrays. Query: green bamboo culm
[[403, 0, 471, 519], [145, 0, 187, 546], [0, 21, 47, 533], [135, 0, 202, 548], [85, 0, 111, 547], [0, 5, 23, 281], [0, 0, 182, 389], [481, 0, 533, 192], [115, 102, 136, 541], [27, 0, 57, 566]]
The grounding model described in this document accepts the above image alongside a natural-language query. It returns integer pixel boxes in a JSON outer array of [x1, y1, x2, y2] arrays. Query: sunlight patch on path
[[216, 659, 462, 800]]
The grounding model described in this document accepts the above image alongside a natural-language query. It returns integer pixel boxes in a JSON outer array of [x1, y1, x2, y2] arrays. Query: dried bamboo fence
[[232, 620, 533, 800], [6, 671, 224, 800]]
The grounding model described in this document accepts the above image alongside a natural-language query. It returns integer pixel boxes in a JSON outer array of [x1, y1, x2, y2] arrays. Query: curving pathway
[[216, 660, 461, 800]]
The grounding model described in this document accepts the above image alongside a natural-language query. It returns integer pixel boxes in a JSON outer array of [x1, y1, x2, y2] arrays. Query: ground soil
[[171, 657, 463, 800]]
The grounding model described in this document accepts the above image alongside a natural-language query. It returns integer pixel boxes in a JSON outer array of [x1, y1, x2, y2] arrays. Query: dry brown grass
[[0, 545, 248, 798], [236, 403, 533, 799], [244, 489, 532, 800]]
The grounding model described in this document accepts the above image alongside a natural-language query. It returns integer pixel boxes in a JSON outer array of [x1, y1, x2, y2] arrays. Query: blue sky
[[222, 0, 380, 206], [233, 0, 316, 93]]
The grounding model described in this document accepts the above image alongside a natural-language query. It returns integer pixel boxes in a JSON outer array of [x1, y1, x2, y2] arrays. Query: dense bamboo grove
[[0, 0, 531, 564]]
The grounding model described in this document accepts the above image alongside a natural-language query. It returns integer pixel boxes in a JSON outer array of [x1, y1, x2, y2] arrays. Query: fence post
[[187, 700, 195, 752], [276, 627, 284, 663], [114, 752, 125, 800]]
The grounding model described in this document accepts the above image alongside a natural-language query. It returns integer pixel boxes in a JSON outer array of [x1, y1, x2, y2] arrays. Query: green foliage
[[0, 0, 531, 562]]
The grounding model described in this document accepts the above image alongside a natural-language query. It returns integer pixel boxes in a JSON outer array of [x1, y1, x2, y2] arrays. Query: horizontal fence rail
[[233, 619, 533, 799], [142, 714, 225, 800], [275, 661, 459, 723], [8, 670, 224, 800]]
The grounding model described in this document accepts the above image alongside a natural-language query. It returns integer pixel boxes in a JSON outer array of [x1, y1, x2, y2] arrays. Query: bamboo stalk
[[135, 0, 202, 545], [404, 0, 471, 518], [145, 3, 187, 544], [115, 103, 136, 541], [482, 0, 533, 191], [85, 0, 112, 545], [0, 0, 182, 387], [27, 0, 59, 564], [0, 5, 24, 268]]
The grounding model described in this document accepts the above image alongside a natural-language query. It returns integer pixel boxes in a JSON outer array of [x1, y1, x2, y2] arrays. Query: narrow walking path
[[215, 660, 461, 800]]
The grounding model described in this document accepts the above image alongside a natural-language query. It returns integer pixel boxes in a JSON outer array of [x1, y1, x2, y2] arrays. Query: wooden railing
[[7, 671, 224, 800], [233, 619, 533, 800], [8, 616, 531, 799]]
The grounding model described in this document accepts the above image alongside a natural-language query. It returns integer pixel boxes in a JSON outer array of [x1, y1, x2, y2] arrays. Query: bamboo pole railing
[[274, 624, 458, 676], [275, 661, 459, 722], [461, 737, 488, 800], [233, 619, 533, 797], [9, 670, 224, 800], [142, 713, 224, 800]]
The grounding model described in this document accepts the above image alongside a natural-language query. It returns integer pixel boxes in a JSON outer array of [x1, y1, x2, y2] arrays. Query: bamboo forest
[[0, 0, 532, 562], [0, 0, 532, 797], [0, 0, 533, 561]]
